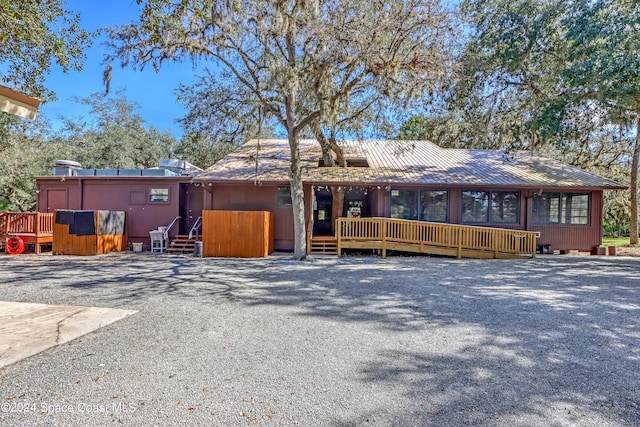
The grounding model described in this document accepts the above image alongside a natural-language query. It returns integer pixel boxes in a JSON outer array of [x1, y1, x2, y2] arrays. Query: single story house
[[35, 139, 625, 254], [193, 139, 625, 253]]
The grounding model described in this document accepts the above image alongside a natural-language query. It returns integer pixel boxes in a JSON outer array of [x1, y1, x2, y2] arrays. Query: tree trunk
[[285, 85, 307, 260], [288, 133, 307, 260], [630, 115, 640, 245], [331, 186, 345, 234]]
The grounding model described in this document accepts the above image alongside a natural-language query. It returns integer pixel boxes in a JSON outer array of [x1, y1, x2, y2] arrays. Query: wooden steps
[[166, 235, 200, 255], [309, 236, 338, 255]]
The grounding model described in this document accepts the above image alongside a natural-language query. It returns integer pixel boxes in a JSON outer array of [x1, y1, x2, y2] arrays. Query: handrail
[[188, 216, 202, 239], [163, 215, 181, 238], [336, 217, 537, 259]]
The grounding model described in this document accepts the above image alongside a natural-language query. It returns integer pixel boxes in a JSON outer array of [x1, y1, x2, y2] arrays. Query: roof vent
[[159, 158, 187, 175], [53, 160, 82, 176]]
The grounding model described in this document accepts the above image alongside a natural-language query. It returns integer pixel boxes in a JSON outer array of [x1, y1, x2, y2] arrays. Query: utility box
[[194, 241, 203, 257], [537, 244, 552, 254]]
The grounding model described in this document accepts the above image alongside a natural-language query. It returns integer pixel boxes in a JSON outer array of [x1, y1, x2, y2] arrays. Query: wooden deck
[[1, 212, 54, 254], [332, 217, 537, 259]]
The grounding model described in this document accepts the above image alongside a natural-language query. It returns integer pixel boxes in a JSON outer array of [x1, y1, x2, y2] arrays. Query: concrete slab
[[0, 301, 136, 369]]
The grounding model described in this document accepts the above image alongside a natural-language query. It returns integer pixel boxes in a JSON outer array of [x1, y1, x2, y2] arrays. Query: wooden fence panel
[[202, 210, 274, 258], [53, 219, 97, 256]]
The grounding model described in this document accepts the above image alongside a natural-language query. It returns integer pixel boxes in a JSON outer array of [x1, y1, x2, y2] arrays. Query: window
[[420, 190, 448, 222], [461, 191, 520, 224], [149, 188, 169, 203], [563, 193, 589, 224], [318, 157, 369, 167], [277, 186, 292, 206], [390, 189, 448, 222], [532, 192, 589, 225], [390, 189, 418, 220], [461, 191, 489, 223], [491, 191, 519, 223]]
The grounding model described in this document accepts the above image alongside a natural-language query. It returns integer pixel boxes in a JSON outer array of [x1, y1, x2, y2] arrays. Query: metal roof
[[196, 139, 626, 189]]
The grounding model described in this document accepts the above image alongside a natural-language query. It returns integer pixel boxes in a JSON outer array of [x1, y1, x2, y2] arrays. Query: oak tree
[[106, 0, 456, 259], [0, 0, 93, 99], [460, 0, 640, 241]]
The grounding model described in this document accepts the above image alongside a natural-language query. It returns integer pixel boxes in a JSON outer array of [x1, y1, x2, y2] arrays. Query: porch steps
[[166, 235, 200, 255], [309, 237, 338, 255]]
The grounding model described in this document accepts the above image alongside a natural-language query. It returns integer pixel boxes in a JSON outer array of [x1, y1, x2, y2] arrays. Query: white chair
[[149, 230, 166, 253]]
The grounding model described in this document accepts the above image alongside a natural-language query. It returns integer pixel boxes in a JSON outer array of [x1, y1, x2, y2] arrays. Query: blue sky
[[41, 0, 201, 139]]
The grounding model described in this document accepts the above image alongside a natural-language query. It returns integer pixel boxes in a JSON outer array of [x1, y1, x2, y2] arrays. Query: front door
[[46, 189, 68, 212], [179, 184, 205, 235], [313, 187, 333, 236]]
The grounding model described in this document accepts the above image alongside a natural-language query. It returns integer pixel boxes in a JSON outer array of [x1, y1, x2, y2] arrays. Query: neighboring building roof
[[0, 84, 42, 120], [197, 139, 626, 189]]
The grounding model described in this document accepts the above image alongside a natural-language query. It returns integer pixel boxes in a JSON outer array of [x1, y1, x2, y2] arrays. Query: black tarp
[[55, 210, 75, 225], [72, 211, 96, 236]]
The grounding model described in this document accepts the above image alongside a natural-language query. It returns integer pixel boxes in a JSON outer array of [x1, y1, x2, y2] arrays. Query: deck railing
[[336, 217, 537, 259], [0, 213, 6, 241], [1, 212, 54, 236]]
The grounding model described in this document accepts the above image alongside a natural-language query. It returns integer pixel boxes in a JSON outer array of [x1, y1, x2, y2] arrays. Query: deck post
[[306, 186, 314, 255], [336, 218, 342, 257], [381, 218, 387, 258], [35, 212, 41, 235], [456, 227, 462, 259]]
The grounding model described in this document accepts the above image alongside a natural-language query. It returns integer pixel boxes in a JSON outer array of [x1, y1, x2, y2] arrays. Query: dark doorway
[[179, 184, 204, 235], [343, 187, 372, 217], [313, 187, 333, 236]]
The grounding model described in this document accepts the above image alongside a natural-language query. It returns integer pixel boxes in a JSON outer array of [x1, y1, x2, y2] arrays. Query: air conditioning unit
[[53, 160, 82, 176]]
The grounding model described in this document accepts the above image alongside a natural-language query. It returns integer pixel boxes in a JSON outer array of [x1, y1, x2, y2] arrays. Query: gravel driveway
[[0, 252, 639, 426]]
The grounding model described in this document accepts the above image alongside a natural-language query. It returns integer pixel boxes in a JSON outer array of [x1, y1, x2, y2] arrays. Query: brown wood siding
[[275, 207, 294, 250], [448, 188, 462, 224], [53, 211, 128, 256], [202, 210, 274, 257]]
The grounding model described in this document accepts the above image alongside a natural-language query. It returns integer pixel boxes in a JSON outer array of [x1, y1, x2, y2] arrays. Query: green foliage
[[602, 236, 630, 247], [60, 89, 176, 169], [0, 0, 94, 99], [0, 115, 69, 210], [456, 0, 640, 144], [173, 73, 276, 169], [173, 133, 237, 170]]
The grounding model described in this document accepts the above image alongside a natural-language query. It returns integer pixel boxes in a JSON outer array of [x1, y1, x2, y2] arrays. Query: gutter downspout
[[78, 178, 84, 210]]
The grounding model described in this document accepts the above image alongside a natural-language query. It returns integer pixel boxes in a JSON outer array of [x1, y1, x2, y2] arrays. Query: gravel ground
[[0, 252, 639, 426]]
